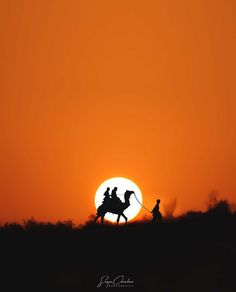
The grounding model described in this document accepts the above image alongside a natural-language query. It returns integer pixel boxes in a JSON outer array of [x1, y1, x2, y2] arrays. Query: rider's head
[[157, 199, 161, 203], [114, 187, 117, 191], [107, 187, 110, 191]]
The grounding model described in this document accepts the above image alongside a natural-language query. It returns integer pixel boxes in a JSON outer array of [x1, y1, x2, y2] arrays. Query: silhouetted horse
[[94, 190, 134, 224]]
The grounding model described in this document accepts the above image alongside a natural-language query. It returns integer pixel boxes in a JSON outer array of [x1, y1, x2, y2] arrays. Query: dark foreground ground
[[0, 202, 236, 292]]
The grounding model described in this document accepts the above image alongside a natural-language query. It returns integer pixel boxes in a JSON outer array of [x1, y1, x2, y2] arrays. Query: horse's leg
[[121, 213, 128, 224], [117, 214, 121, 224]]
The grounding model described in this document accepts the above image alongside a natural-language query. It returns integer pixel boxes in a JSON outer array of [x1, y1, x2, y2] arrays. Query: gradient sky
[[0, 0, 236, 223]]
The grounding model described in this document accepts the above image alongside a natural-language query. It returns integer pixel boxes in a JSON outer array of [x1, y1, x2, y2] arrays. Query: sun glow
[[95, 177, 142, 223]]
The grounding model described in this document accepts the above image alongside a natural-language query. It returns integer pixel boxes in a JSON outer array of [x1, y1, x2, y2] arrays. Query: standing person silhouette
[[151, 199, 162, 223]]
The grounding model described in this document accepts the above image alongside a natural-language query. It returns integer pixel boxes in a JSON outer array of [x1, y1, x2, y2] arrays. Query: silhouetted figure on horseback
[[151, 199, 162, 223], [102, 187, 110, 205]]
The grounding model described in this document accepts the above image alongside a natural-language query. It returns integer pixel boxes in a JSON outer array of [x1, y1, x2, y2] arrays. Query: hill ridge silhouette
[[0, 199, 235, 291]]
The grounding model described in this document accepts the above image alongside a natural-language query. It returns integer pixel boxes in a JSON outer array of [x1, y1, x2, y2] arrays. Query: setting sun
[[95, 177, 142, 223]]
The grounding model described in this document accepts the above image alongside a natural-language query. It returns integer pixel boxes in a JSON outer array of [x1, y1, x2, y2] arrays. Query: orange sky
[[0, 0, 236, 223]]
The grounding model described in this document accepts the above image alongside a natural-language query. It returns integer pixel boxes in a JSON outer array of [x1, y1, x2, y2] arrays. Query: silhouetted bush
[[207, 199, 231, 216]]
